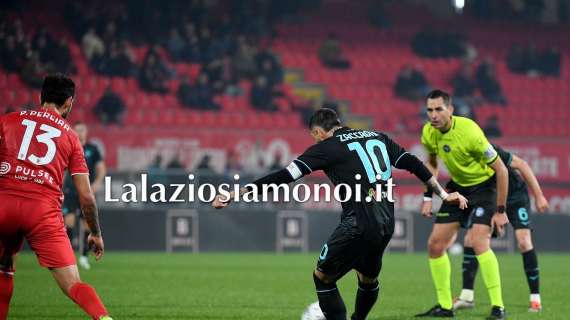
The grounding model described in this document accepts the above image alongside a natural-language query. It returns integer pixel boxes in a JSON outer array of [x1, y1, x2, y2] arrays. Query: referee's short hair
[[426, 89, 451, 106], [309, 108, 341, 131]]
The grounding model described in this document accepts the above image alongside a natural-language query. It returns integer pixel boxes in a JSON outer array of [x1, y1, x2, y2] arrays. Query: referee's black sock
[[462, 247, 479, 291], [522, 249, 540, 294], [313, 273, 346, 320], [351, 279, 379, 320], [82, 230, 89, 257]]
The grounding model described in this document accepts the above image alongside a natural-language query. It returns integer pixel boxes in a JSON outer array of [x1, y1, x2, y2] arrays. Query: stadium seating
[[1, 1, 569, 138]]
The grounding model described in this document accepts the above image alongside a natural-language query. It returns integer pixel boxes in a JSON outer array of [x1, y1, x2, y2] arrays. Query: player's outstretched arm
[[510, 155, 549, 213], [212, 167, 299, 209], [489, 157, 509, 236], [393, 151, 467, 216], [72, 173, 104, 260]]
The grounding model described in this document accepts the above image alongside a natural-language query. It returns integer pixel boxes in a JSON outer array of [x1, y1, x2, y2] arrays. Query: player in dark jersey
[[63, 122, 106, 270], [454, 144, 549, 313], [212, 108, 467, 320], [0, 74, 112, 320]]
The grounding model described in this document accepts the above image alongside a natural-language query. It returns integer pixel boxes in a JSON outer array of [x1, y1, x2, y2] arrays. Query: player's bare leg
[[313, 270, 346, 320], [469, 224, 506, 319], [351, 272, 379, 320], [0, 255, 15, 320], [416, 222, 458, 317], [516, 229, 541, 311], [50, 265, 111, 320]]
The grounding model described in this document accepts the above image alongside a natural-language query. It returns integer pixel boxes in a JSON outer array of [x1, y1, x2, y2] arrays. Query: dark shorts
[[316, 218, 392, 280], [435, 176, 496, 228], [62, 193, 80, 217], [507, 198, 531, 230]]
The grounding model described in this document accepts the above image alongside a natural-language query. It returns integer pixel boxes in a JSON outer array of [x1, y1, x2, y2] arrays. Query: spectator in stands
[[167, 155, 184, 169], [255, 47, 283, 85], [82, 28, 105, 66], [268, 152, 284, 171], [203, 56, 231, 94], [537, 47, 561, 77], [318, 33, 351, 69], [0, 36, 23, 72], [98, 41, 135, 77], [233, 36, 258, 79], [507, 44, 527, 74], [196, 154, 215, 172], [394, 65, 431, 101], [93, 87, 126, 125], [224, 150, 242, 177], [52, 39, 76, 74], [165, 28, 185, 61], [452, 64, 476, 98], [32, 27, 56, 67], [139, 48, 169, 94], [20, 52, 44, 88], [177, 73, 220, 110], [368, 1, 391, 28], [483, 115, 502, 138], [523, 0, 545, 21], [476, 59, 508, 106], [250, 76, 277, 111]]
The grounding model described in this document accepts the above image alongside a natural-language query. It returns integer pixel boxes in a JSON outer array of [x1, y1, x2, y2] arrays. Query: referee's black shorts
[[435, 175, 497, 228]]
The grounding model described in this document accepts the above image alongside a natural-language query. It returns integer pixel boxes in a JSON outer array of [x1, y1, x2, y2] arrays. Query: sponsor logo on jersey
[[0, 162, 11, 175], [443, 145, 451, 152]]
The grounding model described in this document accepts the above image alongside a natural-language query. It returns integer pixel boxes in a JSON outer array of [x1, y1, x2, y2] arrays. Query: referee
[[62, 122, 106, 270], [415, 90, 509, 319]]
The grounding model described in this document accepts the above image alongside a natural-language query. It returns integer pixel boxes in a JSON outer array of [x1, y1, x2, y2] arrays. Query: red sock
[[0, 272, 14, 320], [69, 282, 108, 320]]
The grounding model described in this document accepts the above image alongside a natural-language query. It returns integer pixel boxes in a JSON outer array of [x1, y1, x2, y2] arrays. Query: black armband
[[247, 168, 295, 194], [395, 153, 433, 182], [423, 186, 434, 198]]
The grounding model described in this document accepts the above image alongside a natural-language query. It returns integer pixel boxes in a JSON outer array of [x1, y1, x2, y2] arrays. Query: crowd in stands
[[507, 44, 561, 77], [412, 29, 477, 61], [318, 33, 351, 69], [64, 0, 303, 116], [0, 20, 76, 89]]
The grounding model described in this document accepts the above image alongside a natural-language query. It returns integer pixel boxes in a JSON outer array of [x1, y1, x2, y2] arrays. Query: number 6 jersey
[[0, 108, 89, 206]]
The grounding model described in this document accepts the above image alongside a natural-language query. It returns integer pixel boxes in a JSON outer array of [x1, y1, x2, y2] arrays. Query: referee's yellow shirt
[[421, 116, 498, 187]]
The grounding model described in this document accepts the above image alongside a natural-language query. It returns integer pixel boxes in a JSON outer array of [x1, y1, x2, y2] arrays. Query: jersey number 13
[[17, 119, 61, 165]]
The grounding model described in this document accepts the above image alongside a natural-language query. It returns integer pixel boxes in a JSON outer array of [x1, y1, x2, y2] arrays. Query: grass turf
[[8, 252, 570, 319]]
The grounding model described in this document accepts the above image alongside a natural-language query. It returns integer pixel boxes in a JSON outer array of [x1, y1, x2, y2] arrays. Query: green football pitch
[[8, 252, 570, 319]]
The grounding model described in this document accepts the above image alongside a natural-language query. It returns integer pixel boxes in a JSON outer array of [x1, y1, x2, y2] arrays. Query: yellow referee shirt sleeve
[[467, 121, 498, 164], [421, 123, 437, 155]]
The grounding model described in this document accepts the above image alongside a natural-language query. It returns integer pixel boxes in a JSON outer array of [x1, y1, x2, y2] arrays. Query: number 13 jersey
[[0, 108, 88, 206]]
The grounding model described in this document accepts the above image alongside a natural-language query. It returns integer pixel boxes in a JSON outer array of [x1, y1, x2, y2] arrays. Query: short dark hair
[[309, 108, 341, 131], [426, 89, 451, 106], [41, 73, 75, 106]]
